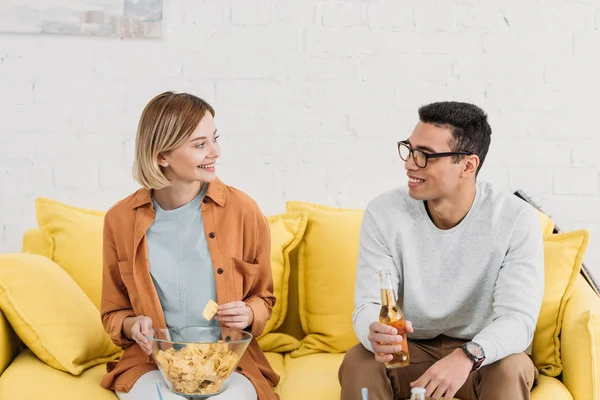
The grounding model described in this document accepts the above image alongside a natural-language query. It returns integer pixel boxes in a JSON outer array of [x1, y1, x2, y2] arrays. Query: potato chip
[[155, 342, 240, 395], [202, 299, 219, 321]]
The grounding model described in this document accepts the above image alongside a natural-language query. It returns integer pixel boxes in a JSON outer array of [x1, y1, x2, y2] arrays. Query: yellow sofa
[[0, 195, 599, 400]]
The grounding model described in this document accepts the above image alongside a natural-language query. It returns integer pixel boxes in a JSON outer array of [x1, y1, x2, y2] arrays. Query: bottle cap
[[411, 387, 426, 394]]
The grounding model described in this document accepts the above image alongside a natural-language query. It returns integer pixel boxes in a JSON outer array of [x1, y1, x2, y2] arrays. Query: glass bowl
[[146, 326, 253, 398]]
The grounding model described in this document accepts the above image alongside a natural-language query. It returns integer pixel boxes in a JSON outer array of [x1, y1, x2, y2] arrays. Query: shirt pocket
[[231, 258, 259, 300], [117, 260, 139, 310]]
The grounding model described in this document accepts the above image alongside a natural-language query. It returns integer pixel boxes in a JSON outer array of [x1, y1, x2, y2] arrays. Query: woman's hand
[[123, 315, 154, 355], [214, 301, 254, 330]]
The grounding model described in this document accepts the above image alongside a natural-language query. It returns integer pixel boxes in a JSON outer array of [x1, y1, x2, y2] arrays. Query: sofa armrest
[[0, 309, 20, 377], [561, 274, 600, 399]]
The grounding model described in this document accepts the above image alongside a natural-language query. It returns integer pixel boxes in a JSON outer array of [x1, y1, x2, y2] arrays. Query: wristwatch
[[461, 342, 485, 371]]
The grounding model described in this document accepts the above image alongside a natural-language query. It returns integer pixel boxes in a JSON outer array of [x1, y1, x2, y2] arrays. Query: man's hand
[[410, 348, 473, 400], [367, 320, 413, 363], [215, 301, 254, 330]]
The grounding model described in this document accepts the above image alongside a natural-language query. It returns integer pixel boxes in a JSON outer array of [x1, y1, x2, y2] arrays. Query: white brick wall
[[1, 0, 600, 280]]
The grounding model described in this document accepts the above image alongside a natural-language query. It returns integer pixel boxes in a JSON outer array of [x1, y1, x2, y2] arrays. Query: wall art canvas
[[0, 0, 162, 38]]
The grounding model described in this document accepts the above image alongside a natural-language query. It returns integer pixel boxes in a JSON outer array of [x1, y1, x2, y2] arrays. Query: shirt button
[[209, 232, 215, 238], [202, 197, 209, 204], [217, 268, 223, 274]]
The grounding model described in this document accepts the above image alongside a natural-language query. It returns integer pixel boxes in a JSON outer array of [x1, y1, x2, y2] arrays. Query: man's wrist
[[453, 348, 475, 369]]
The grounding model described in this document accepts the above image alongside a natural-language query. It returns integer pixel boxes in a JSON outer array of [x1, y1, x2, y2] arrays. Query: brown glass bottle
[[378, 270, 410, 368]]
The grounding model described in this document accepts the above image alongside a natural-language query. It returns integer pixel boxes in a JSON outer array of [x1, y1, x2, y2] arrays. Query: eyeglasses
[[397, 140, 473, 168]]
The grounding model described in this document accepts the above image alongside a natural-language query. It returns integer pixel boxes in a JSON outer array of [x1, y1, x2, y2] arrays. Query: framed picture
[[0, 0, 162, 38]]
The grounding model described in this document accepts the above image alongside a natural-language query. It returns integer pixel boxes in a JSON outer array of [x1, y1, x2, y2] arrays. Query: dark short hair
[[418, 101, 491, 175]]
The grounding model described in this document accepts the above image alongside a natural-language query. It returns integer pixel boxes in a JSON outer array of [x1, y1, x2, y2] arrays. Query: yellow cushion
[[530, 375, 573, 399], [281, 353, 345, 400], [285, 201, 364, 357], [561, 275, 600, 399], [35, 197, 105, 309], [258, 333, 302, 354], [258, 211, 308, 352], [0, 310, 19, 377], [532, 230, 589, 377], [22, 228, 51, 257], [0, 254, 121, 375], [0, 349, 117, 400], [537, 211, 555, 235], [264, 352, 284, 395]]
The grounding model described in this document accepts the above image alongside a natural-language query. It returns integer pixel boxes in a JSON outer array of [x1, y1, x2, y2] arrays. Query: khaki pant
[[338, 335, 539, 400]]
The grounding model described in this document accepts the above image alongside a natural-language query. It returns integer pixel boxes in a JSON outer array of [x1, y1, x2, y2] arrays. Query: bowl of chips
[[146, 326, 252, 398]]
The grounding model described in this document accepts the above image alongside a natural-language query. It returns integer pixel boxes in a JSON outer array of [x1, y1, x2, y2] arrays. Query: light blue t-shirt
[[147, 184, 219, 335]]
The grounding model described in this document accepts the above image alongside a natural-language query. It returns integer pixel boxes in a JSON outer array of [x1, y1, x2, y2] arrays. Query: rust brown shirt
[[100, 178, 279, 399]]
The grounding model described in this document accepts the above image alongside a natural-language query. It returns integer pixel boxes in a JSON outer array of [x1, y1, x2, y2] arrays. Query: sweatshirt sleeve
[[472, 206, 545, 366], [352, 206, 401, 353]]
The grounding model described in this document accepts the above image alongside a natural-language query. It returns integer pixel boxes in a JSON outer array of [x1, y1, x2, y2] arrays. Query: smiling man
[[338, 101, 544, 400]]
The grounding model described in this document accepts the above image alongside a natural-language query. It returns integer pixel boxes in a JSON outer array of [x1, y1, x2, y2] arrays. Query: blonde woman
[[100, 92, 279, 400]]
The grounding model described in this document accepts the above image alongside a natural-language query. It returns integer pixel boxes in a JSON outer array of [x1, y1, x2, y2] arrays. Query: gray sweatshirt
[[352, 181, 544, 366]]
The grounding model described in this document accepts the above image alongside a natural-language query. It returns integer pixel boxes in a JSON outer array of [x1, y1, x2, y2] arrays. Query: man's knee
[[339, 344, 384, 383], [482, 353, 537, 386]]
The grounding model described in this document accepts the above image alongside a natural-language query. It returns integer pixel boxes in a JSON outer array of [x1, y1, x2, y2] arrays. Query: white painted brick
[[275, 55, 359, 81], [574, 31, 600, 58], [184, 53, 277, 80], [326, 165, 403, 209], [178, 0, 227, 26], [544, 58, 600, 85], [307, 82, 396, 112], [320, 2, 363, 27], [477, 168, 510, 192], [52, 163, 98, 189], [481, 31, 573, 58], [305, 27, 393, 56], [572, 140, 600, 168], [98, 165, 139, 190], [217, 164, 285, 216], [396, 82, 455, 111], [215, 80, 307, 111], [485, 110, 530, 140], [361, 54, 453, 85], [366, 2, 413, 28], [274, 1, 315, 26], [485, 140, 571, 167], [208, 27, 300, 52], [554, 169, 599, 196], [454, 55, 543, 85], [348, 110, 415, 140], [509, 169, 552, 195], [281, 167, 333, 206], [0, 80, 34, 107], [502, 2, 595, 30], [1, 0, 600, 277], [412, 2, 465, 32], [230, 0, 275, 25], [536, 195, 600, 223]]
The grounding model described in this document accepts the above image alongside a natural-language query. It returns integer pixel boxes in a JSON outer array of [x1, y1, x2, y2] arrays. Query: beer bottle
[[378, 270, 410, 368], [410, 387, 426, 400]]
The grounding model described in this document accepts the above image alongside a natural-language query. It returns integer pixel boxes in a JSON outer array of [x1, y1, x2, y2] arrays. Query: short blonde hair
[[132, 91, 215, 190]]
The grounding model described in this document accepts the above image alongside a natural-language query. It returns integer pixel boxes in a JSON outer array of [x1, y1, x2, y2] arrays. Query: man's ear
[[462, 155, 479, 177]]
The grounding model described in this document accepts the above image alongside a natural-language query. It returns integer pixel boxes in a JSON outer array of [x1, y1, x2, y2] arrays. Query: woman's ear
[[157, 153, 169, 168]]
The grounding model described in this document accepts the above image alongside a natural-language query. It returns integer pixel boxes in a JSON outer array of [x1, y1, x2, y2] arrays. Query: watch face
[[466, 342, 484, 358]]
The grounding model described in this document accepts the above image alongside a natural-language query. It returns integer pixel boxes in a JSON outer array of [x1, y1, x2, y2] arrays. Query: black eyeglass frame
[[397, 140, 473, 168]]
